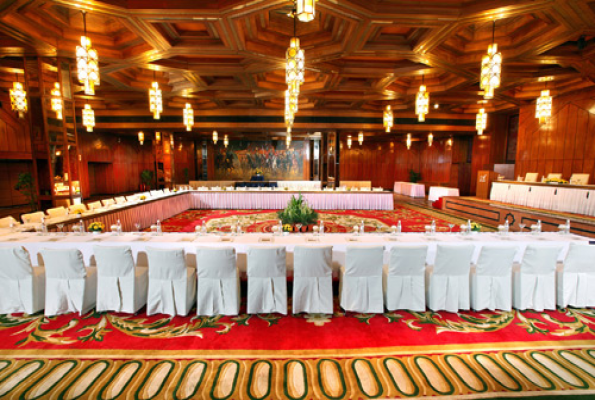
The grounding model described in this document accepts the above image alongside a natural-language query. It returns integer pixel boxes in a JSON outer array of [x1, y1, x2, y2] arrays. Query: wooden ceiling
[[1, 0, 595, 134]]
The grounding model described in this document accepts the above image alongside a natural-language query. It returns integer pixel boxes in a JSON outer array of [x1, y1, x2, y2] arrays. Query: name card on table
[[259, 237, 274, 243], [220, 237, 234, 242]]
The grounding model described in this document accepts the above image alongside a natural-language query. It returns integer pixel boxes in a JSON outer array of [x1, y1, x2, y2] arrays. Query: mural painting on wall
[[214, 140, 304, 180]]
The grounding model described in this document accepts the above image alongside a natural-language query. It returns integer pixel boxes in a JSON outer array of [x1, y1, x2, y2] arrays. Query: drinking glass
[[134, 223, 142, 235], [57, 223, 64, 236], [448, 223, 455, 234], [296, 223, 303, 236], [518, 223, 525, 233]]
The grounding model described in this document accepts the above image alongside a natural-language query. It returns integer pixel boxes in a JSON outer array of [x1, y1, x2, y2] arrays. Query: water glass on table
[[134, 223, 142, 235]]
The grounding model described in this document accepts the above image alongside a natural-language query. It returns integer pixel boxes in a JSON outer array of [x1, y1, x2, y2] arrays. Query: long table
[[393, 182, 425, 197], [490, 181, 595, 216]]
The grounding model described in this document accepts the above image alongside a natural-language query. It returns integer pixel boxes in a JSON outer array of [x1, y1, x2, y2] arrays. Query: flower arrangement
[[139, 195, 146, 201], [471, 222, 482, 232], [254, 168, 263, 175], [544, 178, 568, 184], [282, 224, 293, 232], [277, 194, 318, 227], [74, 209, 83, 215], [88, 222, 104, 233], [283, 186, 289, 191], [173, 188, 178, 192]]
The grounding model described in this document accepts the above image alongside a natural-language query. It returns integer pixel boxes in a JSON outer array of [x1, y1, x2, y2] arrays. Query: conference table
[[393, 182, 425, 197], [428, 186, 460, 201]]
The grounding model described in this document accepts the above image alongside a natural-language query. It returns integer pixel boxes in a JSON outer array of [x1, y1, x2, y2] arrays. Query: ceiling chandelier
[[476, 108, 487, 135], [224, 135, 229, 148], [406, 133, 412, 150], [383, 105, 393, 132], [9, 74, 27, 119], [155, 131, 161, 142], [447, 137, 453, 147], [149, 72, 162, 120], [286, 38, 304, 92], [296, 0, 316, 22], [428, 132, 433, 147], [170, 135, 174, 147], [183, 103, 194, 131], [138, 131, 144, 145], [358, 132, 364, 145], [51, 82, 63, 120], [536, 83, 552, 124], [76, 11, 100, 96], [416, 76, 429, 122], [480, 20, 502, 100], [285, 89, 299, 115], [347, 135, 352, 149], [286, 129, 292, 147], [82, 104, 94, 132], [213, 130, 218, 144]]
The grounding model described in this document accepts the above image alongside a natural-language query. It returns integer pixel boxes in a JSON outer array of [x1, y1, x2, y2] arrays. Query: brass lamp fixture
[[296, 0, 316, 22], [9, 74, 27, 119], [183, 103, 194, 131], [76, 11, 99, 96], [138, 131, 144, 145], [149, 72, 162, 120], [428, 132, 433, 147], [416, 75, 429, 122], [51, 82, 63, 120], [213, 130, 218, 144], [358, 132, 364, 145], [82, 104, 94, 132], [476, 108, 487, 135], [383, 105, 393, 132], [480, 20, 502, 100], [347, 135, 352, 149], [536, 82, 552, 124], [406, 133, 412, 150], [224, 135, 229, 148], [155, 131, 161, 142]]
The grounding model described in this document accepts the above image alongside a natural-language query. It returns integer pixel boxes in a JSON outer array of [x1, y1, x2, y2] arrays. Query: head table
[[0, 231, 586, 276]]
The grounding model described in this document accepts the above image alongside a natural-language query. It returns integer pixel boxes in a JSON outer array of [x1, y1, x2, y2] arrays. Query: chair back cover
[[115, 196, 127, 204], [94, 245, 138, 312], [557, 243, 595, 308], [42, 248, 87, 279], [524, 172, 539, 182], [0, 216, 18, 228], [475, 246, 517, 276], [293, 246, 333, 314], [247, 247, 286, 277], [0, 247, 44, 314], [345, 246, 384, 277], [520, 245, 561, 275], [341, 246, 384, 313], [247, 246, 287, 314], [68, 204, 87, 214], [570, 173, 590, 185], [87, 201, 102, 211], [388, 245, 427, 276], [433, 245, 475, 276], [102, 198, 115, 206], [195, 247, 238, 316], [564, 243, 595, 273], [147, 248, 186, 279], [294, 246, 333, 278], [94, 246, 135, 278], [196, 247, 236, 279], [21, 211, 44, 223], [46, 206, 67, 218], [0, 247, 33, 280], [546, 173, 562, 179]]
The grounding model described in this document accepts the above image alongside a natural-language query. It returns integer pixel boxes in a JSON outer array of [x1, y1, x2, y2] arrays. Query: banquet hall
[[1, 0, 595, 398]]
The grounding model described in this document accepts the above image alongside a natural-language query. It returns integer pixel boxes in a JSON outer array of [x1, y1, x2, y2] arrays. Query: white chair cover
[[513, 245, 562, 311], [46, 206, 67, 219], [102, 198, 115, 207], [557, 243, 595, 308], [384, 245, 428, 311], [21, 211, 44, 224], [293, 246, 333, 314], [525, 172, 539, 182], [427, 245, 474, 312], [94, 246, 148, 313], [115, 196, 127, 205], [195, 247, 239, 316], [87, 201, 102, 211], [164, 188, 171, 193], [470, 246, 517, 311], [0, 247, 45, 314], [570, 173, 589, 185], [340, 246, 384, 313], [547, 173, 562, 179], [68, 204, 87, 214], [41, 248, 97, 316], [0, 216, 19, 228], [247, 247, 287, 314], [126, 195, 139, 202], [146, 247, 196, 316]]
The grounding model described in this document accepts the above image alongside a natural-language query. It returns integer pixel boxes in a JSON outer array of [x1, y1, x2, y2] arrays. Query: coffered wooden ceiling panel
[[1, 0, 595, 119]]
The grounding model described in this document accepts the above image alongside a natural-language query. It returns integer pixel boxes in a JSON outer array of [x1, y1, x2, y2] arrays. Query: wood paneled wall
[[516, 87, 595, 183]]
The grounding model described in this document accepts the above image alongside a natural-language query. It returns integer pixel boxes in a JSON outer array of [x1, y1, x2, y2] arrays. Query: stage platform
[[441, 196, 595, 238]]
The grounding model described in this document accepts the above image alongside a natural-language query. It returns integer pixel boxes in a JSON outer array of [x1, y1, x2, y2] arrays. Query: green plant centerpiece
[[140, 169, 154, 189], [277, 194, 318, 231], [14, 172, 38, 211]]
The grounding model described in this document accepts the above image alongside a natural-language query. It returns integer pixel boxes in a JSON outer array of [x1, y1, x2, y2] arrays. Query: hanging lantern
[[224, 135, 229, 148], [183, 103, 194, 131], [155, 131, 161, 142], [428, 132, 433, 147], [296, 0, 316, 22], [476, 108, 487, 135], [480, 21, 502, 100], [347, 135, 352, 149], [536, 89, 552, 124], [149, 80, 162, 120], [286, 130, 292, 147], [406, 133, 412, 150], [285, 108, 295, 129], [82, 104, 94, 132], [51, 82, 63, 120], [383, 105, 393, 132], [447, 137, 453, 147], [285, 89, 299, 115], [358, 132, 364, 145], [286, 37, 304, 90], [76, 12, 100, 96], [9, 77, 27, 119], [213, 131, 218, 144], [170, 135, 174, 146], [416, 79, 429, 122], [138, 131, 144, 145]]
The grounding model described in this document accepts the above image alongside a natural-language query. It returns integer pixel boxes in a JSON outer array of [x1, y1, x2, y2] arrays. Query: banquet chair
[[195, 247, 240, 316], [247, 246, 287, 314], [87, 201, 103, 211], [513, 245, 562, 311], [41, 248, 97, 316], [570, 173, 590, 185], [0, 216, 19, 228], [68, 204, 87, 214], [0, 247, 45, 314], [470, 246, 518, 311], [101, 198, 115, 207], [94, 246, 148, 314], [114, 196, 127, 205], [21, 211, 45, 224], [427, 245, 475, 313], [524, 172, 539, 183], [146, 247, 196, 316], [384, 245, 428, 312], [557, 243, 595, 308], [46, 206, 68, 219], [293, 246, 333, 314], [340, 246, 384, 313]]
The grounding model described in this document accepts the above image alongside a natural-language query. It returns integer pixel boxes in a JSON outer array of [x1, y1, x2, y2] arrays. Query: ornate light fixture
[[183, 103, 194, 131], [224, 135, 229, 148], [51, 82, 63, 120], [416, 76, 429, 122], [358, 131, 364, 145], [480, 21, 502, 100], [476, 108, 487, 135], [138, 131, 144, 145], [383, 105, 393, 132], [82, 104, 94, 132], [447, 137, 453, 147], [213, 131, 218, 144], [149, 73, 162, 120], [536, 84, 552, 124], [296, 0, 316, 22], [284, 107, 295, 130], [170, 135, 174, 147], [285, 89, 299, 115], [9, 74, 27, 119], [286, 38, 304, 91], [428, 132, 433, 147], [406, 133, 412, 150], [347, 135, 352, 149], [76, 11, 99, 96], [286, 130, 292, 147], [155, 131, 161, 142]]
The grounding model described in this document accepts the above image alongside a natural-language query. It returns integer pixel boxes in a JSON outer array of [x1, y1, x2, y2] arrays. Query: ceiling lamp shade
[[428, 132, 433, 147], [358, 132, 364, 145], [9, 78, 27, 119], [149, 80, 162, 120], [383, 105, 393, 132], [286, 38, 304, 90], [224, 135, 229, 148], [183, 103, 194, 131], [480, 22, 502, 100], [213, 131, 218, 144], [296, 0, 315, 22], [406, 133, 412, 150], [76, 12, 99, 96], [155, 131, 161, 142], [476, 108, 487, 135], [138, 131, 144, 145], [286, 89, 299, 115], [82, 104, 94, 132], [347, 135, 352, 149], [536, 89, 552, 124], [416, 83, 429, 122], [51, 82, 63, 120]]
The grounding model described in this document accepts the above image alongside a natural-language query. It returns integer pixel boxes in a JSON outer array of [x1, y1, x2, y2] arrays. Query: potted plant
[[14, 172, 38, 211], [277, 194, 318, 232], [140, 169, 154, 191], [409, 169, 422, 184], [88, 222, 105, 234]]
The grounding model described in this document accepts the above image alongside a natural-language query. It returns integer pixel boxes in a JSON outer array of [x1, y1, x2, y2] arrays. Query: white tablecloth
[[428, 187, 460, 201], [394, 182, 425, 197], [275, 181, 322, 191]]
